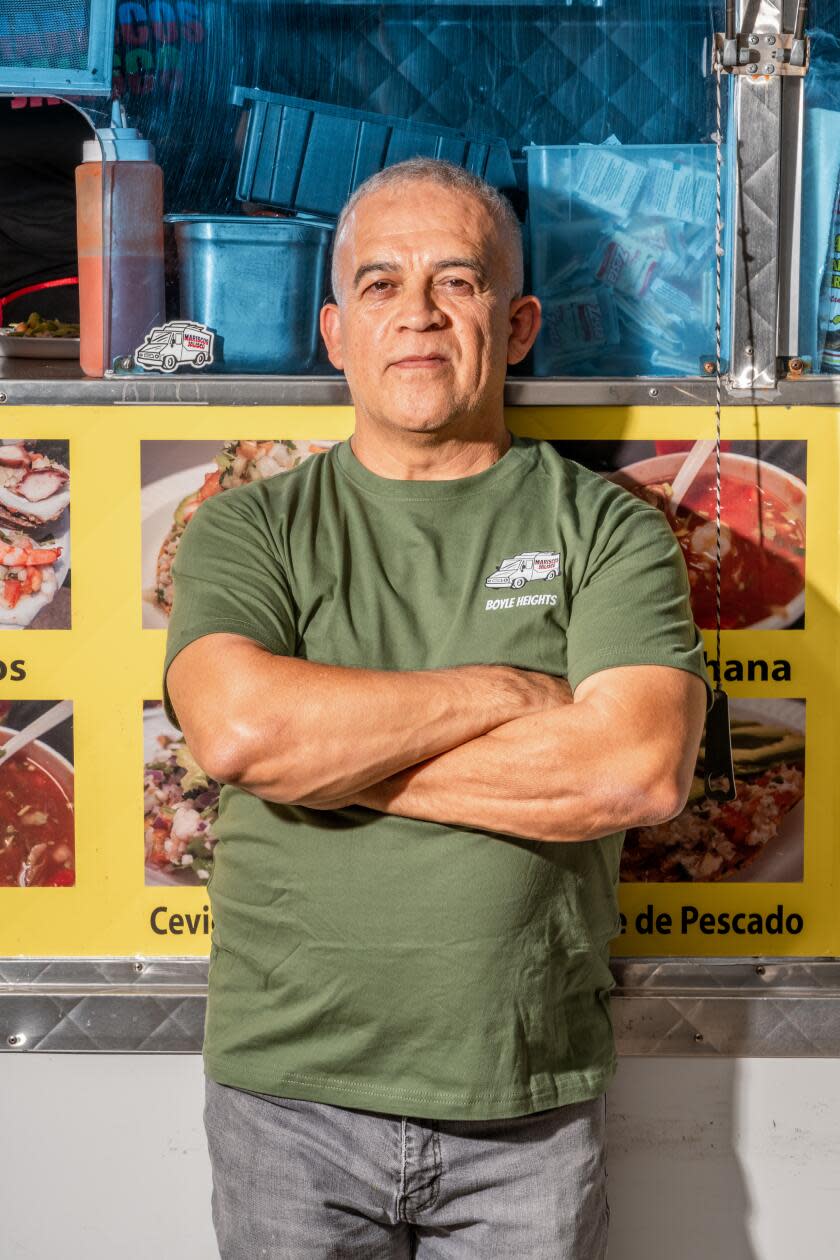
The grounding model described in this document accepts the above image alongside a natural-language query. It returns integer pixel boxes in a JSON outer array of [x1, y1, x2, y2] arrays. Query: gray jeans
[[204, 1076, 609, 1259]]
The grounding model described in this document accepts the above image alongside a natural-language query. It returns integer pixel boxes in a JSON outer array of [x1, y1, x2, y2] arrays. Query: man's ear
[[506, 295, 542, 366], [320, 302, 344, 371]]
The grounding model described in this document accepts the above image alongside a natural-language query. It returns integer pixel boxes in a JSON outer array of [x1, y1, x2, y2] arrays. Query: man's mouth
[[391, 355, 448, 368]]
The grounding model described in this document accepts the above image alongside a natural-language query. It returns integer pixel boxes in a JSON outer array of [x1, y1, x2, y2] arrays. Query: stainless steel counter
[[2, 359, 840, 407]]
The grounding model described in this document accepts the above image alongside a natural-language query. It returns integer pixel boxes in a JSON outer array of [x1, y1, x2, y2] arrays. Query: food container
[[164, 214, 333, 374], [231, 86, 516, 218], [611, 451, 806, 630], [0, 726, 75, 888], [526, 143, 727, 378]]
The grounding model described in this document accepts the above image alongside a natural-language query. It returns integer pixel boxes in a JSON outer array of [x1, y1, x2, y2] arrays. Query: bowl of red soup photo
[[611, 451, 806, 630], [0, 727, 74, 888]]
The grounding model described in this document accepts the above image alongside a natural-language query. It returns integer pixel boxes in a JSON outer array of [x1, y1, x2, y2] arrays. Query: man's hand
[[165, 632, 572, 805], [347, 666, 708, 843]]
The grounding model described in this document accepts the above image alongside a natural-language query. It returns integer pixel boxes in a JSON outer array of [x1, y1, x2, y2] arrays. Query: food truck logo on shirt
[[135, 321, 215, 372], [485, 552, 560, 589], [484, 552, 561, 611]]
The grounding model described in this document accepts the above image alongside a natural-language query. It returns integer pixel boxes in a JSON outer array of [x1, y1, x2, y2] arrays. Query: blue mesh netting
[[101, 1, 838, 375], [113, 2, 728, 215], [0, 1, 90, 71]]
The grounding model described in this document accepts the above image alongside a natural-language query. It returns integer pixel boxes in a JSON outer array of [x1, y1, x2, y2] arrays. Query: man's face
[[320, 181, 540, 437]]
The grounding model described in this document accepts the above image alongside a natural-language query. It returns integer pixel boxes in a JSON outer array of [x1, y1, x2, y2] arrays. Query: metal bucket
[[165, 214, 334, 374]]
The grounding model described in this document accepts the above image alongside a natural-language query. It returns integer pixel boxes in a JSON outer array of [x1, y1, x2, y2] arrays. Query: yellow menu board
[[0, 404, 836, 958]]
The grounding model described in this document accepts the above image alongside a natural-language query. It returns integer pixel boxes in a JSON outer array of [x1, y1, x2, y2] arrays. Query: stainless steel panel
[[730, 74, 782, 387], [777, 75, 804, 355], [729, 0, 784, 389], [2, 959, 839, 1057], [1, 369, 840, 408], [774, 0, 810, 358]]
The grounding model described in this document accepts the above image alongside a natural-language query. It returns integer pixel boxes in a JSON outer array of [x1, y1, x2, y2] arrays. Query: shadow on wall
[[596, 398, 840, 1260], [606, 1057, 758, 1260]]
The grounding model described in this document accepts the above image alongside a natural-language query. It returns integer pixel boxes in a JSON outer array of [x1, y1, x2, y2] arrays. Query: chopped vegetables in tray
[[144, 732, 221, 882], [622, 718, 805, 882], [7, 312, 80, 339], [152, 439, 334, 617]]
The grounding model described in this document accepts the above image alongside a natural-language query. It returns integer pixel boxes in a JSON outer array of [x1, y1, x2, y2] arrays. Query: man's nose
[[395, 280, 447, 330]]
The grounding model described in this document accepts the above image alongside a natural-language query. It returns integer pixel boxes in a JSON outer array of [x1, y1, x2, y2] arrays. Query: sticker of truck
[[135, 321, 215, 372], [485, 551, 561, 590]]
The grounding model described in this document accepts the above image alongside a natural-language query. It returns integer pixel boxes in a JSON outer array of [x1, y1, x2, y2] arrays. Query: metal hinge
[[716, 1, 810, 77]]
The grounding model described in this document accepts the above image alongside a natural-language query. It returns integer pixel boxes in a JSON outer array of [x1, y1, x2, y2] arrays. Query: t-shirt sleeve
[[566, 486, 712, 707], [161, 487, 297, 730]]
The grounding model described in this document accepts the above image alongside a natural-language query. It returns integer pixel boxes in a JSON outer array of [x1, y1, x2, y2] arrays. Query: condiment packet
[[647, 274, 693, 322], [590, 230, 659, 297], [573, 149, 646, 217], [614, 292, 682, 348], [642, 160, 716, 226], [651, 348, 702, 374], [542, 287, 620, 360]]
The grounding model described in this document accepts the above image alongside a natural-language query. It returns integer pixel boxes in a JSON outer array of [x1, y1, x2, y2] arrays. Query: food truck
[[135, 321, 214, 372], [0, 1, 838, 1255], [485, 551, 562, 588]]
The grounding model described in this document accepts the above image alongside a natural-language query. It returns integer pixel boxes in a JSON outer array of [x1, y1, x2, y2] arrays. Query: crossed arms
[[165, 634, 708, 843]]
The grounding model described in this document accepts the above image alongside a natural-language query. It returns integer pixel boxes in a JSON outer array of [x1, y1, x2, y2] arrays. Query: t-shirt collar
[[334, 431, 536, 501]]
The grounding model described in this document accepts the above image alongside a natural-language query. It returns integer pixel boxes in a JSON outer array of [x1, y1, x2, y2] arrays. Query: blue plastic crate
[[527, 142, 731, 378], [231, 85, 516, 218]]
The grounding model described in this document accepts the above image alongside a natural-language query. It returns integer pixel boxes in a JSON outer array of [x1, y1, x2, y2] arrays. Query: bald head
[[318, 160, 542, 445], [329, 158, 524, 304]]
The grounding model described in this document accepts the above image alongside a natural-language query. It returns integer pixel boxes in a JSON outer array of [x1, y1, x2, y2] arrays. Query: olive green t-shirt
[[163, 434, 709, 1120]]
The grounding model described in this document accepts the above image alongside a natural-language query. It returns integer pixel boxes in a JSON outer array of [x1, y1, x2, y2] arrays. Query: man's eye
[[440, 277, 471, 290], [367, 280, 393, 293]]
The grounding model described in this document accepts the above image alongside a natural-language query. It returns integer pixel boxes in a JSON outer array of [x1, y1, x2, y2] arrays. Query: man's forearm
[[350, 671, 707, 843], [351, 708, 634, 842], [171, 636, 571, 803]]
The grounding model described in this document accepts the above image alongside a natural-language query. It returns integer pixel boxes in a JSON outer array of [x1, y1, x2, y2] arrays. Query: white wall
[[2, 1055, 839, 1259]]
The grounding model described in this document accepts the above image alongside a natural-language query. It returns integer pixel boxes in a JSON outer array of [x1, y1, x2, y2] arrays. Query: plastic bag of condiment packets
[[532, 142, 718, 375]]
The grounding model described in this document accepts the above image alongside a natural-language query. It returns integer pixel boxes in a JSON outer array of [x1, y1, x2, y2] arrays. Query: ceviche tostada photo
[[141, 439, 335, 628], [144, 701, 221, 885], [621, 700, 805, 883]]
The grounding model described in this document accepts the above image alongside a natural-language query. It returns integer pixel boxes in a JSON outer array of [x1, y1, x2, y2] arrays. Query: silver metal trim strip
[[730, 72, 783, 387], [2, 959, 838, 1056], [1, 375, 839, 408]]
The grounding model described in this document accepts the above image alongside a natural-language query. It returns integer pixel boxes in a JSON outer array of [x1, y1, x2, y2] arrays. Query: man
[[164, 158, 710, 1258]]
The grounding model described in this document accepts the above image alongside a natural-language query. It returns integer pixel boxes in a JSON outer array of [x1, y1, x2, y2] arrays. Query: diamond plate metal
[[0, 959, 208, 1053], [2, 958, 839, 1056]]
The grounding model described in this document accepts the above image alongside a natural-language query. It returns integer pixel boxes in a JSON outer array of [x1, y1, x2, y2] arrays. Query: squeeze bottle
[[76, 101, 165, 376]]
